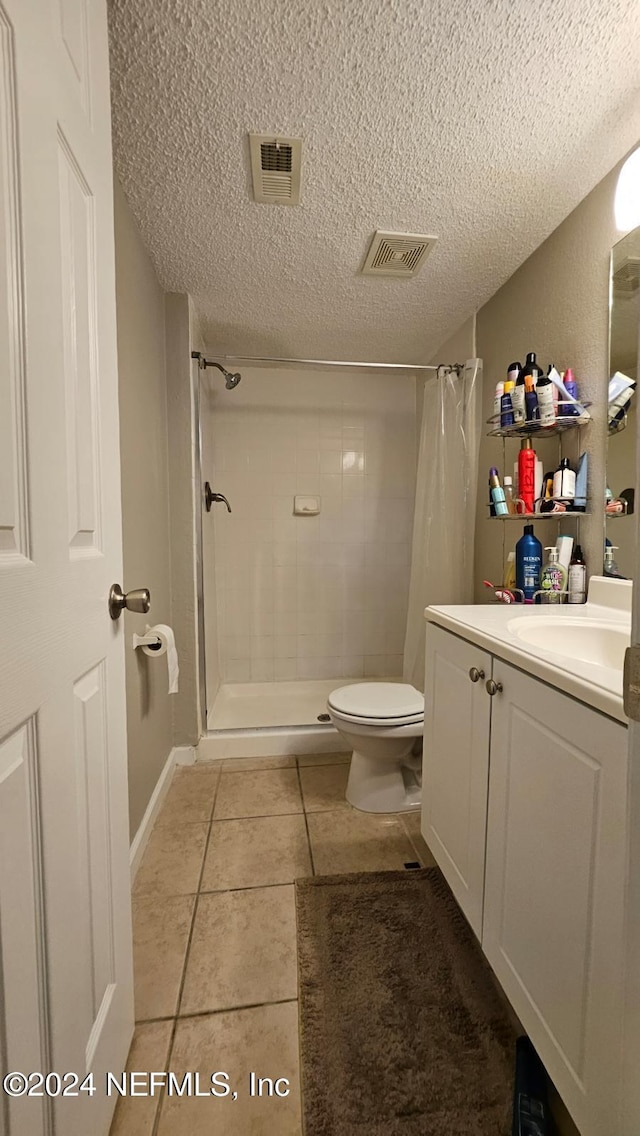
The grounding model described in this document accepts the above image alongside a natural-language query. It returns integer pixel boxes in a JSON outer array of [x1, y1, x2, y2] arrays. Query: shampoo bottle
[[518, 438, 537, 514], [568, 544, 587, 604], [516, 524, 542, 604], [535, 367, 555, 427], [521, 351, 542, 385], [509, 362, 525, 425], [540, 546, 567, 603]]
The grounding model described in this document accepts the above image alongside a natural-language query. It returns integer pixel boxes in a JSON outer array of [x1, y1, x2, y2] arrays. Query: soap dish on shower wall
[[294, 495, 320, 515]]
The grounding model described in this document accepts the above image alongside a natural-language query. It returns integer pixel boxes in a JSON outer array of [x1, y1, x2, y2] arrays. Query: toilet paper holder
[[132, 632, 163, 651]]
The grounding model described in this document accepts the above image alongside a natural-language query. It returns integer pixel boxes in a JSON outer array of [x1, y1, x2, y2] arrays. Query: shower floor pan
[[200, 677, 402, 761]]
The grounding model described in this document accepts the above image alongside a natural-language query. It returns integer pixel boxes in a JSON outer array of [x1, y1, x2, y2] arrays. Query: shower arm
[[191, 353, 226, 376]]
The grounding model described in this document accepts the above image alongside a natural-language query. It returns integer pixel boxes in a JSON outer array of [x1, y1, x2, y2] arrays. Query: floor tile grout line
[[178, 997, 299, 1022], [295, 759, 316, 876], [210, 808, 305, 823], [135, 996, 299, 1028], [199, 880, 302, 896], [150, 772, 221, 1136]]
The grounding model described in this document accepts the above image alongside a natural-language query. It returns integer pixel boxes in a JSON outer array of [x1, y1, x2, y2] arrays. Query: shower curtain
[[403, 358, 482, 691]]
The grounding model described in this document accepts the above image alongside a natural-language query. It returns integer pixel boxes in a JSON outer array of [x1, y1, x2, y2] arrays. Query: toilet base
[[346, 749, 422, 813]]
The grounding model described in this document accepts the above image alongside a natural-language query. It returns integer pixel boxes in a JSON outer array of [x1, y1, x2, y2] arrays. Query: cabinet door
[[422, 624, 492, 937], [483, 661, 628, 1136]]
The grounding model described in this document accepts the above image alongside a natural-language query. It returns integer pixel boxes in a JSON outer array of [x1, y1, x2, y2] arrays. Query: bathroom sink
[[507, 616, 630, 670]]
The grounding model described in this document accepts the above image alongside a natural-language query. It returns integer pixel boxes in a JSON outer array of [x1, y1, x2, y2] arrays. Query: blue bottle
[[515, 524, 542, 603]]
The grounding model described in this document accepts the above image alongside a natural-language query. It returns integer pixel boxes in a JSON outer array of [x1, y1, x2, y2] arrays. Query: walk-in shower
[[194, 353, 464, 756]]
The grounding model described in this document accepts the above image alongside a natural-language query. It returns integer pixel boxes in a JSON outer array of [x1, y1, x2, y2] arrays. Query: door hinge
[[623, 645, 640, 720]]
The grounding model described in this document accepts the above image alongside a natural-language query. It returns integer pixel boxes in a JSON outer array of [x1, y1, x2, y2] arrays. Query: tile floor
[[110, 753, 435, 1135]]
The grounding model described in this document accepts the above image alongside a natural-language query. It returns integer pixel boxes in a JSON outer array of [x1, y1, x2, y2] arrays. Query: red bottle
[[518, 438, 537, 514]]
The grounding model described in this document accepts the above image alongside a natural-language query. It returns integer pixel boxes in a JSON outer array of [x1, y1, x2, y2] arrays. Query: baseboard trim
[[129, 745, 195, 881]]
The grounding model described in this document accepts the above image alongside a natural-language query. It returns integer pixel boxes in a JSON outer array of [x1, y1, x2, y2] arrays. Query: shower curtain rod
[[212, 353, 464, 374]]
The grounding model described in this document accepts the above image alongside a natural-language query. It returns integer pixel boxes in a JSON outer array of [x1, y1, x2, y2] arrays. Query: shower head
[[198, 358, 242, 389]]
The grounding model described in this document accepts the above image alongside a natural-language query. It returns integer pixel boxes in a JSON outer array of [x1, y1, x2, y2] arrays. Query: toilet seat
[[328, 682, 424, 727]]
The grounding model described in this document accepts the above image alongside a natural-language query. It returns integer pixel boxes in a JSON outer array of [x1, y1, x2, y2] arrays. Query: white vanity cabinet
[[422, 621, 628, 1136], [422, 624, 492, 938]]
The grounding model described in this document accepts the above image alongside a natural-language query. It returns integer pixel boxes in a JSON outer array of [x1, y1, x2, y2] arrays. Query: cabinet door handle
[[486, 679, 503, 696], [469, 667, 485, 683]]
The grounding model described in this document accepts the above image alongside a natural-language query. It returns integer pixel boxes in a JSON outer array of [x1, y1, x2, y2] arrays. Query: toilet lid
[[328, 682, 424, 721]]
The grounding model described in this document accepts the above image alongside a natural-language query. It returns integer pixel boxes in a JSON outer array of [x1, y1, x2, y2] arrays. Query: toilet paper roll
[[141, 624, 179, 694]]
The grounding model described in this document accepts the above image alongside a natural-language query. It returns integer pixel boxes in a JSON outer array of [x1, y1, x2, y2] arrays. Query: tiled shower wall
[[203, 366, 417, 683]]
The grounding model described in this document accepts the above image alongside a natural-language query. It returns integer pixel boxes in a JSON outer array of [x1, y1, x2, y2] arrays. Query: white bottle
[[494, 382, 504, 421], [552, 458, 576, 501]]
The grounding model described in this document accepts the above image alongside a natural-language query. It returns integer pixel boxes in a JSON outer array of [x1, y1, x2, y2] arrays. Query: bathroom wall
[[204, 366, 417, 684], [113, 179, 173, 840], [473, 161, 623, 600]]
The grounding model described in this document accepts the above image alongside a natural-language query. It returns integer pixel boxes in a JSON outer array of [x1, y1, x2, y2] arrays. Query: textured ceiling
[[108, 0, 640, 363]]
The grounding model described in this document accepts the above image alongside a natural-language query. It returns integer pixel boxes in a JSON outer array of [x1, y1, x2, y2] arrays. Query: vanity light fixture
[[614, 146, 640, 232]]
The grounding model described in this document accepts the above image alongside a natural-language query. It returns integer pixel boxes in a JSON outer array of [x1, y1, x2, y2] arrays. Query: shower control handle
[[468, 667, 485, 683], [204, 483, 232, 513]]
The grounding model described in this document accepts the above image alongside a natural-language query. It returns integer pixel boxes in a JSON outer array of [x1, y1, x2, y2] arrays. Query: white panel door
[[0, 2, 133, 1135], [422, 624, 492, 937], [483, 661, 628, 1136]]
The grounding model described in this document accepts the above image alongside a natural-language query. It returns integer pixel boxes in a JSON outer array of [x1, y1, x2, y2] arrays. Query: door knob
[[469, 667, 485, 683], [204, 482, 232, 513], [108, 583, 151, 621], [485, 679, 503, 696]]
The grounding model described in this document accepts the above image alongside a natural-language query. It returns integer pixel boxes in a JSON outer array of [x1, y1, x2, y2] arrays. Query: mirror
[[606, 227, 639, 578]]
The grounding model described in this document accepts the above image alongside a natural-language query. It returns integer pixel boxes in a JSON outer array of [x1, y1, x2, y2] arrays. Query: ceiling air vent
[[249, 133, 302, 205], [613, 255, 640, 295], [361, 230, 437, 277]]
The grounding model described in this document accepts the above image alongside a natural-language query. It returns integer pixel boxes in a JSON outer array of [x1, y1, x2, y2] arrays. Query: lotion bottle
[[540, 546, 567, 603], [553, 457, 576, 502]]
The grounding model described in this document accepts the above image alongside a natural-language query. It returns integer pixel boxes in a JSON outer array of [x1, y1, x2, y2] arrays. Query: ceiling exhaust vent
[[361, 230, 437, 277], [613, 255, 640, 295], [249, 133, 302, 205]]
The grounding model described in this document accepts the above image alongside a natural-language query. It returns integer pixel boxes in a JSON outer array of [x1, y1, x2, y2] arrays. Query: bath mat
[[295, 868, 516, 1135]]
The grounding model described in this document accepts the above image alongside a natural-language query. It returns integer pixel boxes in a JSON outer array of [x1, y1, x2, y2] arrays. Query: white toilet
[[326, 682, 424, 813]]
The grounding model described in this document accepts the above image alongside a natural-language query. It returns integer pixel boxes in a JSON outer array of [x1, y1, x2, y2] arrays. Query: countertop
[[424, 577, 632, 725]]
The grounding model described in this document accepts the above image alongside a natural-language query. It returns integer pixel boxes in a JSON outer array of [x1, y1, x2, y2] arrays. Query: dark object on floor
[[296, 868, 516, 1135], [317, 713, 331, 722], [512, 1037, 551, 1136], [403, 861, 421, 870]]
